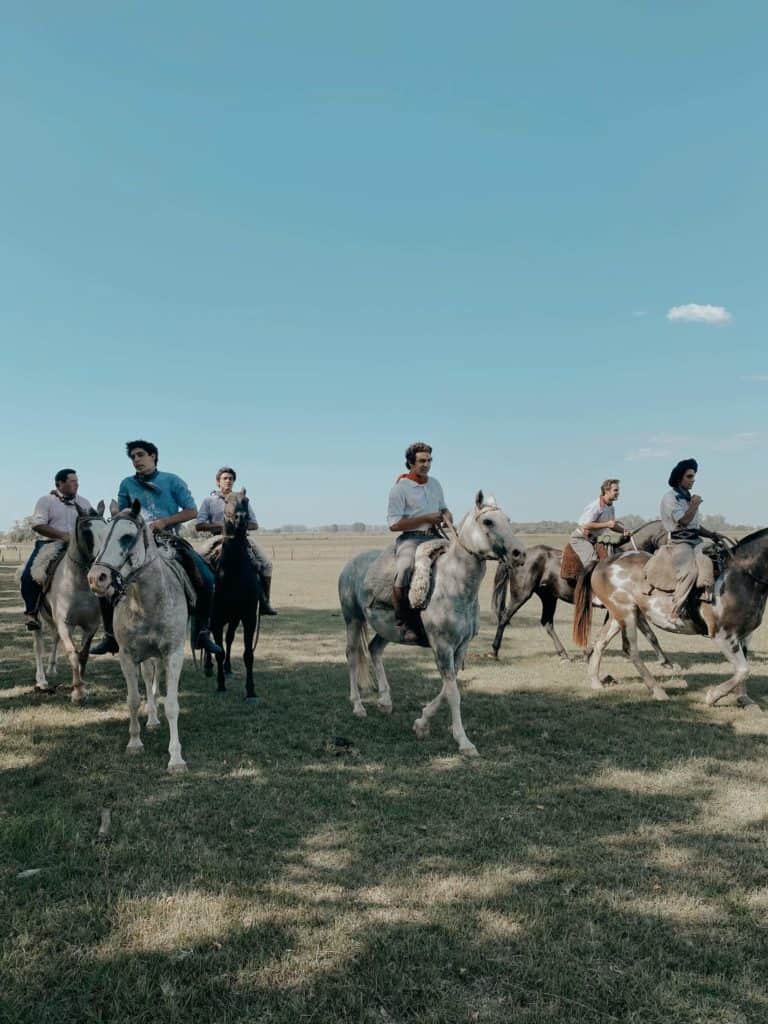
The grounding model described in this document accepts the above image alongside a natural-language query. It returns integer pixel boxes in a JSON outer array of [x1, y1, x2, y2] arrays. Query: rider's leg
[[670, 543, 697, 624], [393, 535, 422, 644], [176, 546, 223, 656], [20, 540, 46, 629], [246, 541, 277, 615], [91, 598, 119, 654]]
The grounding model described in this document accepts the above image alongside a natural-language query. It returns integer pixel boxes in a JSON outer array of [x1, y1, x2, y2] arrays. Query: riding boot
[[393, 586, 421, 645], [91, 599, 119, 655], [190, 580, 224, 656], [259, 574, 278, 616]]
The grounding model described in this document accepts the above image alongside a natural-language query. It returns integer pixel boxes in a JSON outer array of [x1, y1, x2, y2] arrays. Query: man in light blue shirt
[[92, 439, 222, 656]]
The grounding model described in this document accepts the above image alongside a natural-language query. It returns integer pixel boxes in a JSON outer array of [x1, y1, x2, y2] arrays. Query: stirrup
[[91, 633, 119, 655], [259, 601, 278, 616], [25, 615, 41, 632]]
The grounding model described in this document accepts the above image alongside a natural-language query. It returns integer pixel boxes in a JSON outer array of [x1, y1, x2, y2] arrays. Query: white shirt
[[572, 498, 615, 541], [31, 493, 93, 537], [660, 489, 701, 535], [387, 476, 446, 528]]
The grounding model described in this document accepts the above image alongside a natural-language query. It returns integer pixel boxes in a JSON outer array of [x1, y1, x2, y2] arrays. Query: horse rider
[[387, 441, 453, 643], [91, 440, 222, 656], [659, 458, 719, 634], [195, 465, 277, 615], [569, 479, 628, 568], [20, 469, 94, 631]]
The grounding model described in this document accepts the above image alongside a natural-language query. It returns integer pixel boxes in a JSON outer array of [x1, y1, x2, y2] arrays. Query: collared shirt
[[197, 491, 258, 526], [117, 470, 196, 530], [660, 489, 701, 535], [387, 476, 446, 527], [31, 492, 94, 538], [572, 497, 615, 541]]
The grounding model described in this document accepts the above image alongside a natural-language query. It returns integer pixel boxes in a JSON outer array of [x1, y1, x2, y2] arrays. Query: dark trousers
[[20, 540, 47, 614]]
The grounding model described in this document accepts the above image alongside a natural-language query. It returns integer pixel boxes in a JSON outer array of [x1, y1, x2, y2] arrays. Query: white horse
[[25, 502, 107, 703], [338, 492, 526, 756], [87, 500, 189, 772]]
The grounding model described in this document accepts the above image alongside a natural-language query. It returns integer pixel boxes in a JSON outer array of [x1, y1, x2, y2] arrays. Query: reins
[[439, 505, 503, 562], [92, 514, 159, 599]]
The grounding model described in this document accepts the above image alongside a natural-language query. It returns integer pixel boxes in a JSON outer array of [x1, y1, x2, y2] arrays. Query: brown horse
[[490, 520, 670, 662], [572, 528, 768, 708]]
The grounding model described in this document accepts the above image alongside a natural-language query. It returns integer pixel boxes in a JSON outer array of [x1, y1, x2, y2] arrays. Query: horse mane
[[631, 519, 662, 535], [733, 526, 768, 554]]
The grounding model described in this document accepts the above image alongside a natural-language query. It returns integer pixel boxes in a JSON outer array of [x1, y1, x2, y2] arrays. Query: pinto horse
[[205, 489, 262, 701], [572, 528, 768, 708], [490, 520, 669, 661]]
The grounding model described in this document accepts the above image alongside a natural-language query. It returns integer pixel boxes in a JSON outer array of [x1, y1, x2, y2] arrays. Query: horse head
[[87, 498, 153, 597], [73, 499, 108, 565], [223, 489, 250, 537], [456, 491, 526, 568]]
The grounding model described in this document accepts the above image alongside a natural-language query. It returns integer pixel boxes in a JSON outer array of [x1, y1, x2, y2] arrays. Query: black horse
[[204, 489, 262, 700], [490, 520, 669, 661]]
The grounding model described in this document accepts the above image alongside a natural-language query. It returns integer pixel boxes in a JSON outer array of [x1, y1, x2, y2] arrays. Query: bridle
[[91, 513, 158, 598], [68, 514, 105, 570], [441, 505, 508, 563]]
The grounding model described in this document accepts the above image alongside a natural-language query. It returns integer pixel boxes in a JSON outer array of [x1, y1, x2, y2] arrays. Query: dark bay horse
[[572, 527, 768, 707], [206, 490, 262, 701], [490, 521, 669, 661]]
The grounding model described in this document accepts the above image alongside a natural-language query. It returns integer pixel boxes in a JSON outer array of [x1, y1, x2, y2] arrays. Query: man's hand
[[442, 509, 454, 526], [423, 512, 444, 527], [690, 495, 703, 508], [150, 519, 167, 533]]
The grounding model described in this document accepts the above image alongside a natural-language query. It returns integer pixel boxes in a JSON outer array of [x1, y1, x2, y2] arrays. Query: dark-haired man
[[91, 440, 222, 655], [387, 441, 453, 643], [196, 466, 277, 615], [20, 469, 94, 630]]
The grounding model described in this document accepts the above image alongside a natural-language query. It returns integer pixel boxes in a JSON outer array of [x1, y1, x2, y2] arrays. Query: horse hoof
[[243, 696, 261, 705], [460, 743, 479, 758], [413, 718, 430, 739], [705, 687, 720, 707], [664, 677, 688, 690], [737, 697, 761, 713], [486, 650, 499, 661], [146, 720, 162, 731], [376, 701, 393, 715], [600, 675, 617, 686], [203, 665, 213, 678], [352, 704, 367, 718], [70, 691, 86, 705], [168, 761, 188, 774], [33, 684, 55, 695], [652, 687, 670, 702], [126, 744, 144, 756]]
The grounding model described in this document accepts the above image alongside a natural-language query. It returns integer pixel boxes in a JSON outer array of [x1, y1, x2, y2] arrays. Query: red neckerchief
[[396, 472, 428, 484]]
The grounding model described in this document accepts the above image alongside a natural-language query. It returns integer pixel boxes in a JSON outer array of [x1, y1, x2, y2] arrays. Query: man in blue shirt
[[91, 439, 222, 656]]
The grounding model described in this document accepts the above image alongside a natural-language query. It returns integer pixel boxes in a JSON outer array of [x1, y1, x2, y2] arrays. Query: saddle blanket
[[364, 538, 448, 611], [30, 542, 67, 588], [644, 544, 714, 593]]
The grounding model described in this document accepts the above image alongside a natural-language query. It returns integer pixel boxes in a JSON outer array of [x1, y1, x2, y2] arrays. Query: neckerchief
[[674, 486, 692, 503], [134, 471, 163, 494], [396, 472, 428, 484], [50, 489, 77, 506]]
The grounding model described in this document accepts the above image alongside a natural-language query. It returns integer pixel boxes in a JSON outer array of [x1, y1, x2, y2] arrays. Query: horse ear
[[131, 498, 142, 516], [96, 500, 105, 516], [241, 488, 247, 498], [485, 493, 497, 508], [110, 499, 120, 517], [475, 490, 484, 509]]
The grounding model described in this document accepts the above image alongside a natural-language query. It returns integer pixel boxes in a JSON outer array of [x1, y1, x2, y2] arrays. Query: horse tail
[[350, 620, 376, 694], [491, 562, 510, 620], [572, 565, 597, 647]]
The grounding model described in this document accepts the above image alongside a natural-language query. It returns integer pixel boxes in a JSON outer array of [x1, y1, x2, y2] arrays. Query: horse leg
[[368, 634, 392, 713], [224, 622, 237, 675], [539, 590, 570, 661], [345, 619, 368, 718], [163, 648, 187, 772], [490, 586, 533, 659], [46, 634, 59, 678], [59, 624, 88, 705], [242, 613, 257, 702], [586, 617, 622, 690], [706, 633, 755, 710], [414, 645, 478, 757], [623, 613, 670, 701], [119, 655, 144, 755], [33, 628, 53, 692], [79, 635, 92, 680], [213, 617, 227, 692], [203, 650, 213, 678], [141, 660, 161, 729], [636, 613, 681, 672]]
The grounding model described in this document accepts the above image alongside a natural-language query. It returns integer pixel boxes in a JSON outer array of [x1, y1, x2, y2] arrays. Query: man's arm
[[677, 496, 703, 527], [389, 512, 444, 533], [33, 523, 70, 542], [151, 508, 197, 533], [195, 498, 221, 534]]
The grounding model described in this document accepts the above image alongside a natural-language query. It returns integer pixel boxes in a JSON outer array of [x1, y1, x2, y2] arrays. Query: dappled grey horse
[[338, 492, 526, 757], [572, 527, 768, 707], [490, 520, 671, 663], [88, 500, 190, 772], [26, 502, 107, 702]]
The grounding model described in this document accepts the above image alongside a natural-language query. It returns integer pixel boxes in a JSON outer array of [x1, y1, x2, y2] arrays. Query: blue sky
[[1, 2, 766, 530]]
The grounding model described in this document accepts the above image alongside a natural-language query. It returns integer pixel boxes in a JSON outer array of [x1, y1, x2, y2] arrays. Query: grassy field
[[2, 533, 768, 1024]]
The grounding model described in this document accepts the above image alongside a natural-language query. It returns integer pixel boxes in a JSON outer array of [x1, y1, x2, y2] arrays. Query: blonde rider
[[569, 479, 628, 568]]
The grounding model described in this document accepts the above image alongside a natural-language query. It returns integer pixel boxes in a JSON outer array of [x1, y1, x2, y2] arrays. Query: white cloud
[[666, 303, 732, 325], [625, 447, 671, 461]]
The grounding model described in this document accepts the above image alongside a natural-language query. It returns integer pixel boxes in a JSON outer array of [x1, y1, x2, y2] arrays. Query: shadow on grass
[[3, 601, 768, 1022]]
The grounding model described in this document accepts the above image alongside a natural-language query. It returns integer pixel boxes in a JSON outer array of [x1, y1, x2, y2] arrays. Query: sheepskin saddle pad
[[364, 538, 450, 611]]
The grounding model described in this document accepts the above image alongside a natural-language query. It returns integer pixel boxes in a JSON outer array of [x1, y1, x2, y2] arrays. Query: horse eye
[[482, 518, 494, 527]]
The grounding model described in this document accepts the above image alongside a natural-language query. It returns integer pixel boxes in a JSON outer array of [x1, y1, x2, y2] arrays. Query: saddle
[[643, 543, 721, 594], [28, 542, 67, 592], [560, 540, 612, 582], [196, 534, 263, 573], [363, 538, 449, 612]]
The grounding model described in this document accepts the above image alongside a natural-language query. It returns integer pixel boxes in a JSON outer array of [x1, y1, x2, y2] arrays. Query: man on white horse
[[91, 440, 222, 656], [20, 469, 94, 631], [568, 479, 628, 568], [195, 465, 277, 615], [387, 441, 453, 643]]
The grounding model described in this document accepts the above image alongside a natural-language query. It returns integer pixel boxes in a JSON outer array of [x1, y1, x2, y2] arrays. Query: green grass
[[2, 561, 768, 1023]]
